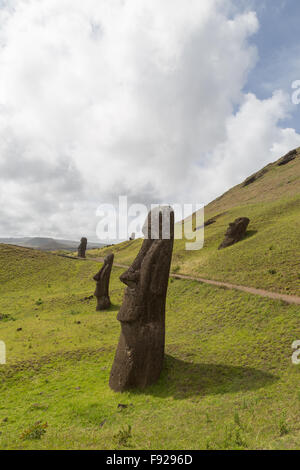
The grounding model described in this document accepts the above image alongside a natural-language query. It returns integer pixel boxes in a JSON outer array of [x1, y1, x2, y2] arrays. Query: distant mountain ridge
[[0, 237, 106, 252]]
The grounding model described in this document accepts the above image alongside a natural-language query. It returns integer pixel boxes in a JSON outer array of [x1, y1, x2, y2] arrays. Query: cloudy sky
[[0, 0, 300, 241]]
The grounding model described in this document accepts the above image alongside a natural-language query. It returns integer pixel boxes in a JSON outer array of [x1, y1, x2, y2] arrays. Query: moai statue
[[218, 217, 250, 250], [109, 206, 174, 392], [93, 253, 114, 311], [78, 237, 87, 258]]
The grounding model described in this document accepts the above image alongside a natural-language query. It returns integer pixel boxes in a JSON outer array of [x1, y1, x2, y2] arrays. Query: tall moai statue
[[93, 253, 114, 311], [78, 237, 87, 258], [109, 206, 174, 392]]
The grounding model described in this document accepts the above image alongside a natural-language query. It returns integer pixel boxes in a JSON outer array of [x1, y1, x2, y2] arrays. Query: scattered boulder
[[109, 206, 174, 392], [129, 233, 135, 241], [77, 237, 87, 258], [218, 217, 250, 250], [278, 149, 298, 166], [117, 403, 128, 410], [93, 254, 114, 311]]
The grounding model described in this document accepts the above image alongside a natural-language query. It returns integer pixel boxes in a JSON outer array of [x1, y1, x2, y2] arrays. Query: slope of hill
[[0, 237, 106, 252], [88, 148, 300, 296], [0, 244, 299, 449]]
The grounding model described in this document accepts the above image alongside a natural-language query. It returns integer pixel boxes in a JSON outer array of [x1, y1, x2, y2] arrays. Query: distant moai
[[78, 237, 87, 258], [109, 206, 174, 392], [93, 254, 114, 311], [218, 217, 250, 249]]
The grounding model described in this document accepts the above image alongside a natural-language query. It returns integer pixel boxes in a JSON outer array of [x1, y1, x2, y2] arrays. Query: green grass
[[89, 151, 300, 296], [0, 244, 300, 449]]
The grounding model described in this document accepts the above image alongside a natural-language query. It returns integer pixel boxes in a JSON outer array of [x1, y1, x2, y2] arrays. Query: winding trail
[[169, 273, 300, 306], [63, 255, 300, 306]]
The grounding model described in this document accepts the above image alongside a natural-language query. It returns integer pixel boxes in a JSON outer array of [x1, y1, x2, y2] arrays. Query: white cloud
[[198, 90, 297, 201], [0, 0, 298, 240]]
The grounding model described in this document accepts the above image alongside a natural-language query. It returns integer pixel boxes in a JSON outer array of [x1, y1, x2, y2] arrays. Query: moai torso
[[78, 237, 87, 258], [93, 253, 114, 310], [109, 206, 174, 391]]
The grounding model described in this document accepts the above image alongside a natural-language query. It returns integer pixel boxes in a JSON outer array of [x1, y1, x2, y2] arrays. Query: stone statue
[[78, 237, 87, 258], [93, 253, 114, 311], [278, 148, 297, 166], [218, 217, 250, 249], [109, 206, 174, 392]]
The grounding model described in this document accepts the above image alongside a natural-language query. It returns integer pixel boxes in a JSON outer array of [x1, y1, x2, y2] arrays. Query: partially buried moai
[[109, 206, 174, 392], [93, 253, 114, 311], [78, 237, 87, 258], [218, 217, 250, 250]]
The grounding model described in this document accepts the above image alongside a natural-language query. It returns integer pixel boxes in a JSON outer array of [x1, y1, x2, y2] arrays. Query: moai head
[[109, 206, 174, 391], [78, 237, 87, 258], [219, 217, 250, 249], [103, 253, 114, 268]]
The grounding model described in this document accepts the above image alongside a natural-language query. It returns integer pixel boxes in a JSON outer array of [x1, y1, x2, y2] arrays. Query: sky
[[0, 0, 300, 242]]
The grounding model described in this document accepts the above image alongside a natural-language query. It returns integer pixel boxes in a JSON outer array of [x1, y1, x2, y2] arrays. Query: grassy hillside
[[88, 148, 300, 296], [0, 244, 300, 449]]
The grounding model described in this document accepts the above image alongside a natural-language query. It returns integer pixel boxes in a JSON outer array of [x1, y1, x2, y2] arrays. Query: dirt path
[[71, 255, 300, 306], [170, 273, 300, 305], [89, 257, 129, 270]]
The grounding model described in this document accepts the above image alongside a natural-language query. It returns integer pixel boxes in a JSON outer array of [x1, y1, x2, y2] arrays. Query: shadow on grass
[[106, 303, 121, 313], [244, 230, 258, 240], [140, 355, 278, 399]]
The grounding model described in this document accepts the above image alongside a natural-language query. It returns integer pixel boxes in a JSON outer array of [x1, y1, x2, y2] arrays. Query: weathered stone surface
[[93, 253, 114, 311], [109, 206, 174, 392], [218, 217, 250, 250], [77, 237, 87, 258], [278, 149, 298, 166]]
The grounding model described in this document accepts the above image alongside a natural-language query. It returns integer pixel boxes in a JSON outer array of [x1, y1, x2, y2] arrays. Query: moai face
[[226, 218, 249, 238], [93, 253, 114, 311], [109, 206, 174, 391], [225, 222, 238, 237]]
